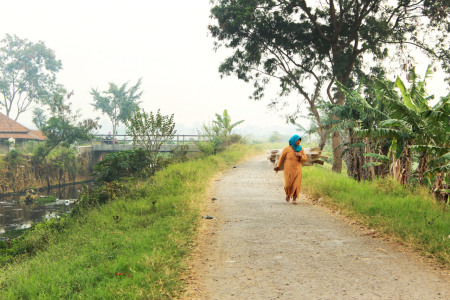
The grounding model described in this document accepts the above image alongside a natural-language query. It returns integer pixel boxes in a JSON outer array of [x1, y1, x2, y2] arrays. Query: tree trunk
[[332, 131, 342, 173], [318, 128, 327, 150], [416, 152, 429, 184], [331, 92, 346, 173]]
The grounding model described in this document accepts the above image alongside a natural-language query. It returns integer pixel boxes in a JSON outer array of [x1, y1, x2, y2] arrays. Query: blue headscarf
[[289, 134, 302, 152]]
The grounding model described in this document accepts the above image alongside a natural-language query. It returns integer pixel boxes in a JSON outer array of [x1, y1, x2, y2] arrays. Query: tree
[[209, 0, 450, 173], [338, 66, 449, 197], [90, 79, 143, 138], [125, 108, 176, 170], [32, 107, 47, 129], [0, 34, 62, 121], [34, 89, 99, 161], [213, 109, 244, 137], [269, 130, 282, 143]]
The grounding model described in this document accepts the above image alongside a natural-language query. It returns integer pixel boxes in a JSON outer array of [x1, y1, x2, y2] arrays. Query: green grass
[[0, 144, 264, 299], [35, 195, 57, 203], [302, 165, 450, 267]]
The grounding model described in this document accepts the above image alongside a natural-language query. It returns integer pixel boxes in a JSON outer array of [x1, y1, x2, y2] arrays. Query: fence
[[88, 134, 212, 153]]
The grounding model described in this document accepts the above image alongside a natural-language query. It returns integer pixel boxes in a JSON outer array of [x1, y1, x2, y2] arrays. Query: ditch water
[[0, 182, 92, 239]]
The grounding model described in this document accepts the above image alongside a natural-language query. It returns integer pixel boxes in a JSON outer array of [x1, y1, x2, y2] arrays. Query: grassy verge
[[0, 144, 264, 299], [302, 165, 450, 268]]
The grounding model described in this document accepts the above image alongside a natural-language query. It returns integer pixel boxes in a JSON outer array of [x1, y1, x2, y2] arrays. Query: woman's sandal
[[285, 195, 290, 202], [292, 199, 297, 205]]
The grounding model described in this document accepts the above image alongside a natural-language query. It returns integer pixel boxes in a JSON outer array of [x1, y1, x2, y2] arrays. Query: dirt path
[[186, 154, 450, 299]]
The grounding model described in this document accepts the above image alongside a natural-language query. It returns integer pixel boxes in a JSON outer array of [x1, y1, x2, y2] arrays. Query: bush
[[71, 181, 127, 215], [170, 144, 191, 163], [227, 133, 245, 145], [93, 149, 150, 183], [5, 149, 21, 165], [197, 137, 224, 155]]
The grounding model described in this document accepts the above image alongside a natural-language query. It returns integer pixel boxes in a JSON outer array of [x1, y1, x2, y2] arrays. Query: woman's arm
[[299, 148, 308, 162], [274, 147, 287, 172], [294, 148, 308, 162]]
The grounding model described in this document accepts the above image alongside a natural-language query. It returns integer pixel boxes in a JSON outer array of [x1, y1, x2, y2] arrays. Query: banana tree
[[213, 109, 245, 138], [341, 66, 449, 198], [331, 80, 392, 181]]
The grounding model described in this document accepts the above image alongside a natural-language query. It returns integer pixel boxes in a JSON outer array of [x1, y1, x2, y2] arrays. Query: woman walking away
[[274, 135, 308, 204]]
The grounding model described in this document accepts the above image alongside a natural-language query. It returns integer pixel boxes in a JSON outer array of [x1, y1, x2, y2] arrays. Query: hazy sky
[[0, 1, 447, 136], [0, 0, 303, 136]]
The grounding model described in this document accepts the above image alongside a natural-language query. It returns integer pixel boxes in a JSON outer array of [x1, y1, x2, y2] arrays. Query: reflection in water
[[0, 182, 92, 238]]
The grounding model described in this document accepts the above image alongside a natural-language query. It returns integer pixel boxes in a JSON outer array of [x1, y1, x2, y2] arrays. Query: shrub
[[93, 148, 150, 183], [5, 149, 21, 165]]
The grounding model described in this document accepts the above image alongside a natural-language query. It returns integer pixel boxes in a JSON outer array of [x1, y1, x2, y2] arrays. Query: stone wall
[[0, 149, 94, 194]]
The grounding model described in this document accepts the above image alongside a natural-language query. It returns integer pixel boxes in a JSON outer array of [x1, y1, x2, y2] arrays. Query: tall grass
[[0, 144, 264, 299], [302, 166, 450, 267]]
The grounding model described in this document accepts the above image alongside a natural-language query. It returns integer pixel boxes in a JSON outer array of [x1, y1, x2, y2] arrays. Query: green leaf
[[363, 153, 390, 162], [396, 77, 415, 111], [362, 162, 385, 168]]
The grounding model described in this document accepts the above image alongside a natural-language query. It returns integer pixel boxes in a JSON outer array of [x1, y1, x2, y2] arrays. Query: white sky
[[0, 0, 447, 136], [0, 0, 302, 136]]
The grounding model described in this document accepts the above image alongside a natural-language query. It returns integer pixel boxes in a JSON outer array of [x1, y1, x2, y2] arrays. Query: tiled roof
[[0, 133, 40, 139], [0, 112, 46, 140], [0, 112, 29, 133], [29, 130, 47, 140]]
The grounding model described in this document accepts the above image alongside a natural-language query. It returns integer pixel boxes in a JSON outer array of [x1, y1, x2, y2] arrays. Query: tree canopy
[[0, 34, 62, 121], [209, 0, 450, 172], [34, 89, 99, 161], [90, 79, 143, 137], [125, 108, 176, 168]]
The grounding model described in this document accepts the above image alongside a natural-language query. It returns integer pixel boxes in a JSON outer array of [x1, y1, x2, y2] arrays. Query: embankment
[[0, 148, 93, 194], [0, 144, 264, 298]]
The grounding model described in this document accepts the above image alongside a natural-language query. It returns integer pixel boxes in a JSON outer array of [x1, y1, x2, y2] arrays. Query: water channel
[[0, 182, 93, 239]]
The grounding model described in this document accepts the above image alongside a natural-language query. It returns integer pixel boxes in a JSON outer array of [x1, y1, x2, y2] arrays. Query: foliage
[[91, 79, 143, 137], [209, 0, 450, 172], [32, 107, 47, 129], [269, 131, 282, 143], [196, 121, 225, 155], [197, 110, 245, 155], [0, 34, 62, 121], [5, 149, 21, 166], [170, 144, 191, 163], [336, 66, 449, 198], [125, 108, 176, 169], [213, 109, 244, 138], [0, 216, 69, 266], [93, 149, 150, 183], [33, 89, 99, 162], [36, 195, 57, 203], [71, 181, 127, 216], [47, 147, 78, 182]]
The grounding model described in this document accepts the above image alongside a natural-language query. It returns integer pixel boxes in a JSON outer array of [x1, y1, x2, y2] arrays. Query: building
[[0, 112, 46, 152]]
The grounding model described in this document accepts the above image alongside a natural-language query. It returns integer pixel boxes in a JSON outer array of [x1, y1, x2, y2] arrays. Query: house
[[0, 112, 46, 151]]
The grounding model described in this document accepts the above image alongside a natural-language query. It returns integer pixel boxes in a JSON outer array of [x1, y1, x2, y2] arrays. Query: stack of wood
[[268, 147, 328, 168]]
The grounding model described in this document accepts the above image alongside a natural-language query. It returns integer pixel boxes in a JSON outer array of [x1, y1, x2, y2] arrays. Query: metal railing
[[91, 134, 210, 145], [82, 134, 212, 153]]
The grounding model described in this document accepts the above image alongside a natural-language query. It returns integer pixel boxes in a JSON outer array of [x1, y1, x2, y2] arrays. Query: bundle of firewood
[[268, 147, 327, 168]]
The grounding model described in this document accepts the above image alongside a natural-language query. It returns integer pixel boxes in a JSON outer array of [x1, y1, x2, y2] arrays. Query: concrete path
[[186, 155, 449, 299]]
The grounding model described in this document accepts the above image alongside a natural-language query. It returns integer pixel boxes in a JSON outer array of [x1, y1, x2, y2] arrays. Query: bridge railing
[[87, 134, 212, 152], [91, 134, 211, 144]]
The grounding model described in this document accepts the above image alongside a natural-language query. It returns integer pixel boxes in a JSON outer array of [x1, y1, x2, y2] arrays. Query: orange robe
[[276, 146, 308, 199]]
